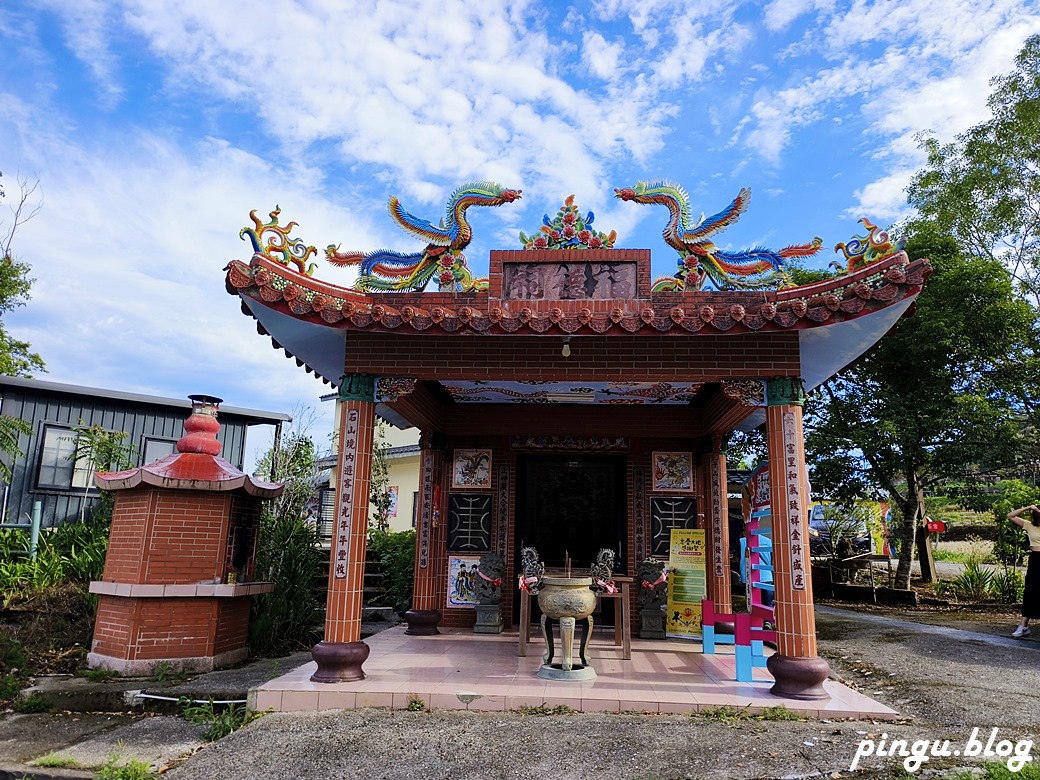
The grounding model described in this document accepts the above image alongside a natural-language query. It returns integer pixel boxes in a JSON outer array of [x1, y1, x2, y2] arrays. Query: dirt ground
[[153, 600, 1040, 780]]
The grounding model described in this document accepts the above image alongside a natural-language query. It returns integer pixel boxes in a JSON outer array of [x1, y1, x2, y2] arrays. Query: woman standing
[[1007, 504, 1040, 638]]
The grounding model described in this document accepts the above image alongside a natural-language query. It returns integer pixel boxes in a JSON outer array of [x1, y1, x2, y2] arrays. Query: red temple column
[[763, 377, 830, 700], [404, 431, 446, 634], [699, 434, 732, 613], [311, 374, 376, 682]]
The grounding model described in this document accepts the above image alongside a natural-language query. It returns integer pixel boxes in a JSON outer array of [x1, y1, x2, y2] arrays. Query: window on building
[[142, 437, 177, 464], [36, 425, 94, 491], [412, 491, 419, 528]]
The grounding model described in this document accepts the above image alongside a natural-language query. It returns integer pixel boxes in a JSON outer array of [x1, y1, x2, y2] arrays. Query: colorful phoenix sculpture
[[614, 180, 823, 291], [325, 181, 522, 292]]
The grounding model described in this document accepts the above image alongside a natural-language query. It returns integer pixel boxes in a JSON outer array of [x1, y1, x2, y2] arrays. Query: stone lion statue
[[474, 552, 505, 604], [637, 556, 667, 609]]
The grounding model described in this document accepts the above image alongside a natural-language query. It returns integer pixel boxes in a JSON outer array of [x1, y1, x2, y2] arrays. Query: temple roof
[[224, 249, 931, 394]]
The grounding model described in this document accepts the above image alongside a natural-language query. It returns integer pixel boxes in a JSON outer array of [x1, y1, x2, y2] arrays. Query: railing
[[0, 500, 42, 559]]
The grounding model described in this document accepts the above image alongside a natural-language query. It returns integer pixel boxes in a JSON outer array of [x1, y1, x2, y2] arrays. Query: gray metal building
[[0, 376, 290, 528]]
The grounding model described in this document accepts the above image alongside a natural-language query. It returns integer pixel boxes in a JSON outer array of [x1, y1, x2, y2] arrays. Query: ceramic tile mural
[[651, 451, 694, 492], [452, 449, 492, 489], [447, 555, 481, 607]]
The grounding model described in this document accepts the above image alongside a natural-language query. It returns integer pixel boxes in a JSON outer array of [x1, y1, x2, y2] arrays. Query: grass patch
[[94, 754, 152, 780], [933, 538, 995, 565], [406, 696, 425, 712], [13, 691, 49, 713], [756, 704, 801, 721], [32, 754, 81, 768], [938, 762, 1040, 779], [695, 704, 752, 722], [81, 667, 121, 682], [515, 703, 574, 716], [180, 698, 265, 741]]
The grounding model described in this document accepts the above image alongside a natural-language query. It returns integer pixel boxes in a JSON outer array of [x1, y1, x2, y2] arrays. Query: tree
[[805, 225, 1035, 588], [907, 34, 1040, 306], [0, 172, 44, 484], [369, 422, 393, 532], [67, 423, 136, 522], [0, 172, 45, 378]]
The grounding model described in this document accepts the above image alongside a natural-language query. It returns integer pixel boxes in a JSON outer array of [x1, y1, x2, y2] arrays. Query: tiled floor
[[252, 625, 898, 720]]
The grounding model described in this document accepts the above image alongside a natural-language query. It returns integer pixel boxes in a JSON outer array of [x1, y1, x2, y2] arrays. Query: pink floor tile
[[254, 625, 898, 720]]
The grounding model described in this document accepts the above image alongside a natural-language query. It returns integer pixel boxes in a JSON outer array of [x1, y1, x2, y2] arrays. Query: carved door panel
[[514, 454, 627, 619]]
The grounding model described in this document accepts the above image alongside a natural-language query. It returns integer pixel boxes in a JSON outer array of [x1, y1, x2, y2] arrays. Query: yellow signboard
[[666, 528, 707, 639]]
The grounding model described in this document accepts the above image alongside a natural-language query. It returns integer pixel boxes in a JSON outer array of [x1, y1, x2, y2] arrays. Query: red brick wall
[[103, 488, 232, 585], [92, 597, 220, 661], [345, 332, 799, 382], [102, 491, 157, 582], [214, 599, 252, 655]]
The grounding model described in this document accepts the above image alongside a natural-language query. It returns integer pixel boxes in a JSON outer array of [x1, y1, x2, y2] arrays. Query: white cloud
[[847, 168, 918, 223]]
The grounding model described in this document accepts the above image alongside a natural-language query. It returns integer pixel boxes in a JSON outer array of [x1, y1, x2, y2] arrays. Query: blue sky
[[2, 0, 1039, 462]]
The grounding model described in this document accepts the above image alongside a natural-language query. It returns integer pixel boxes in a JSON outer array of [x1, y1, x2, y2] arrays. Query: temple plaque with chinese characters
[[503, 261, 636, 300]]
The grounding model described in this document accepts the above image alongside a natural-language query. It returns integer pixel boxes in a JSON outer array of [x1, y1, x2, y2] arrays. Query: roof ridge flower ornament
[[519, 194, 617, 250]]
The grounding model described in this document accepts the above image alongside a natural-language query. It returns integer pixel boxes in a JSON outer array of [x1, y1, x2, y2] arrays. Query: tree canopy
[[908, 34, 1040, 305], [803, 34, 1040, 588], [804, 225, 1035, 587]]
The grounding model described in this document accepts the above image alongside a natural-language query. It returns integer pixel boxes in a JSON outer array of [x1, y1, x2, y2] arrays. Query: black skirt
[[1024, 551, 1040, 619]]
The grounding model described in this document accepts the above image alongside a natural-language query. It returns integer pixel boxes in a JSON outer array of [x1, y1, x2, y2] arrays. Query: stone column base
[[767, 654, 831, 701], [310, 641, 370, 683], [404, 609, 442, 635]]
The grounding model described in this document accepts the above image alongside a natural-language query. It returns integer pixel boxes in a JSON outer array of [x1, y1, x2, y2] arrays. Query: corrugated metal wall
[[0, 387, 274, 528]]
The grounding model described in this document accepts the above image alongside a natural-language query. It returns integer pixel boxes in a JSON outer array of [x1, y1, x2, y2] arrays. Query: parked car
[[807, 511, 872, 558]]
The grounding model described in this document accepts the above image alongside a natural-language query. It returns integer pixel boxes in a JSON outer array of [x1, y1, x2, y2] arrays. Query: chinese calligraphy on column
[[709, 457, 725, 579], [418, 452, 433, 569], [782, 411, 806, 591], [333, 408, 360, 580]]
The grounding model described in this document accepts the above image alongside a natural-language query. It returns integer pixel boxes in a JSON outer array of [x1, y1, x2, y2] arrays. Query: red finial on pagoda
[[177, 394, 224, 456]]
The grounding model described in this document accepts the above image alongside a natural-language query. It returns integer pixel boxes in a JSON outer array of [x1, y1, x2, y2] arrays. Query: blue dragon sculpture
[[325, 181, 521, 292], [614, 180, 823, 291]]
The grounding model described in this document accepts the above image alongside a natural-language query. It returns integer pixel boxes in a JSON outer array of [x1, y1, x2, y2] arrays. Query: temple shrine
[[224, 181, 929, 704]]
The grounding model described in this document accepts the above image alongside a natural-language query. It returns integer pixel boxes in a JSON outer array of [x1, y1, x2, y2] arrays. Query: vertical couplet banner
[[665, 528, 707, 639]]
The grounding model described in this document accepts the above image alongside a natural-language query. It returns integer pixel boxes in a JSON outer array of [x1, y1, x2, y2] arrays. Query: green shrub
[[250, 515, 322, 657], [989, 481, 1039, 567], [991, 566, 1025, 605], [367, 529, 415, 613], [0, 519, 109, 591], [951, 560, 996, 601]]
